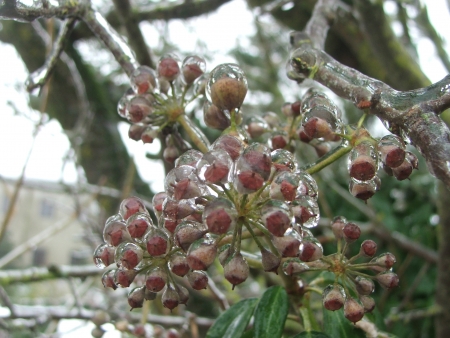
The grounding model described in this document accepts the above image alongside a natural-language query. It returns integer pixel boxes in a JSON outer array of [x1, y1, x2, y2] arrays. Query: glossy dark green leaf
[[241, 329, 255, 338], [254, 285, 288, 338], [292, 331, 331, 338], [206, 298, 258, 338], [323, 308, 365, 338]]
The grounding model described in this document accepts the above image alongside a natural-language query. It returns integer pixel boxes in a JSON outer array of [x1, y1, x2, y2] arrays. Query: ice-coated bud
[[174, 220, 208, 252], [299, 237, 323, 262], [197, 150, 233, 184], [349, 176, 380, 201], [163, 145, 180, 164], [322, 284, 346, 311], [176, 285, 190, 305], [126, 212, 152, 239], [182, 55, 206, 84], [141, 127, 158, 144], [145, 266, 167, 292], [354, 276, 374, 295], [378, 134, 406, 168], [186, 270, 209, 290], [282, 258, 309, 276], [175, 149, 203, 168], [211, 134, 244, 161], [128, 124, 146, 141], [344, 298, 364, 323], [360, 295, 375, 313], [117, 87, 134, 118], [103, 219, 131, 247], [291, 100, 301, 116], [271, 149, 297, 172], [114, 268, 138, 288], [128, 286, 146, 310], [246, 116, 269, 139], [291, 196, 320, 228], [145, 228, 171, 257], [261, 200, 292, 237], [270, 171, 299, 202], [261, 248, 281, 273], [360, 240, 377, 257], [271, 228, 301, 257], [102, 269, 117, 290], [170, 252, 190, 277], [93, 243, 115, 268], [348, 142, 378, 182], [157, 55, 180, 82], [239, 143, 272, 179], [330, 216, 347, 240], [392, 151, 418, 180], [130, 66, 157, 94], [370, 252, 396, 272], [120, 197, 147, 221], [203, 198, 237, 235], [269, 132, 289, 150], [162, 285, 180, 311], [224, 253, 249, 288], [206, 63, 248, 111], [164, 166, 205, 201], [376, 272, 399, 289], [152, 192, 167, 214], [186, 238, 217, 270], [115, 242, 144, 270], [203, 101, 230, 130], [343, 222, 361, 243], [163, 198, 195, 221], [126, 96, 153, 123]]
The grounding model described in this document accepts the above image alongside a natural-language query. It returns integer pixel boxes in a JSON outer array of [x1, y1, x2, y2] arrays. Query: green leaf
[[292, 331, 331, 338], [206, 298, 258, 338], [323, 308, 366, 338], [241, 329, 255, 338], [254, 285, 289, 338]]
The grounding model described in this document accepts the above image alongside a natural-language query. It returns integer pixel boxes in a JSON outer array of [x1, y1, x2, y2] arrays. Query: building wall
[[0, 179, 98, 268]]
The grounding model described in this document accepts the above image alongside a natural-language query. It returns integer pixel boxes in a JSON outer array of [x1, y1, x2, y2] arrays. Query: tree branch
[[289, 41, 450, 188]]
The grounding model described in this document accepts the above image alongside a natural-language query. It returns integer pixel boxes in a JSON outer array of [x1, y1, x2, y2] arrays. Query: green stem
[[243, 222, 265, 251], [304, 143, 353, 175], [299, 307, 312, 332], [304, 286, 323, 296], [177, 114, 209, 153]]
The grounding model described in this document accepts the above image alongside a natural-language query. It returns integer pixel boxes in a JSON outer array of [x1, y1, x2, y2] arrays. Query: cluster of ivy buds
[[117, 54, 209, 162], [283, 216, 399, 324], [347, 128, 419, 201], [93, 132, 326, 310]]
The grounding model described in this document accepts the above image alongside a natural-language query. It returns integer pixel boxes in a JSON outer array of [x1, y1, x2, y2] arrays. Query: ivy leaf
[[292, 331, 331, 338], [323, 308, 366, 338], [254, 286, 289, 338], [206, 298, 258, 338]]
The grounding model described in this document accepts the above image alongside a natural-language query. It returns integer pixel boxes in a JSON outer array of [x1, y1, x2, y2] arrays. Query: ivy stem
[[177, 114, 209, 153], [304, 286, 323, 295], [243, 222, 265, 251], [304, 143, 353, 175], [299, 306, 312, 332]]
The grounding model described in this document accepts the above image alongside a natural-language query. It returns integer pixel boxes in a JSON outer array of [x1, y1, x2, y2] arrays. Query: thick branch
[[0, 265, 102, 286], [0, 0, 86, 21], [112, 0, 154, 68], [289, 44, 450, 188]]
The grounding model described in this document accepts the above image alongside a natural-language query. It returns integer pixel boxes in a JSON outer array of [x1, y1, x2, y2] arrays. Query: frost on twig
[[288, 37, 450, 189]]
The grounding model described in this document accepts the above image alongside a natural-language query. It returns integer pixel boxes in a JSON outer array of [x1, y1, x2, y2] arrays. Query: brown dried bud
[[186, 239, 217, 270], [162, 285, 180, 311], [186, 270, 209, 290], [343, 222, 361, 243], [128, 286, 146, 310], [360, 295, 375, 313], [261, 248, 281, 273], [210, 77, 247, 111], [360, 240, 377, 257], [376, 272, 399, 289], [354, 276, 375, 295]]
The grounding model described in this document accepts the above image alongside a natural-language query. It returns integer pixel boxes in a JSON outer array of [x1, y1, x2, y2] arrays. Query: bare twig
[[0, 286, 16, 317], [206, 273, 230, 310]]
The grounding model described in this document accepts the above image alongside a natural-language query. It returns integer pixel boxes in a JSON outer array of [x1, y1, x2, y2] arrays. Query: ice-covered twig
[[26, 17, 77, 92], [289, 39, 450, 188]]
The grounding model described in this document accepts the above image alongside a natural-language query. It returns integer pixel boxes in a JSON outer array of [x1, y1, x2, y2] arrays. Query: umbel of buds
[[282, 217, 399, 324]]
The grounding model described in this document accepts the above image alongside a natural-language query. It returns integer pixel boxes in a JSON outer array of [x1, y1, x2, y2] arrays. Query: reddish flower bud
[[130, 66, 157, 94], [102, 270, 117, 290], [354, 276, 374, 295], [170, 253, 190, 277], [370, 253, 396, 272], [376, 272, 399, 289], [152, 192, 167, 213], [126, 213, 152, 239], [182, 55, 205, 84], [323, 284, 346, 311], [224, 253, 249, 288], [261, 248, 281, 273], [299, 238, 323, 262], [344, 298, 365, 323], [330, 216, 347, 240], [115, 269, 138, 288], [360, 295, 375, 313], [116, 242, 144, 270], [120, 197, 147, 221], [282, 258, 309, 276], [186, 238, 217, 270], [93, 243, 115, 268], [145, 228, 171, 257], [162, 285, 180, 311], [128, 286, 146, 310], [186, 270, 209, 290], [360, 240, 377, 257], [343, 222, 361, 243], [174, 221, 207, 252], [145, 267, 167, 292], [211, 135, 244, 161], [158, 55, 180, 82]]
